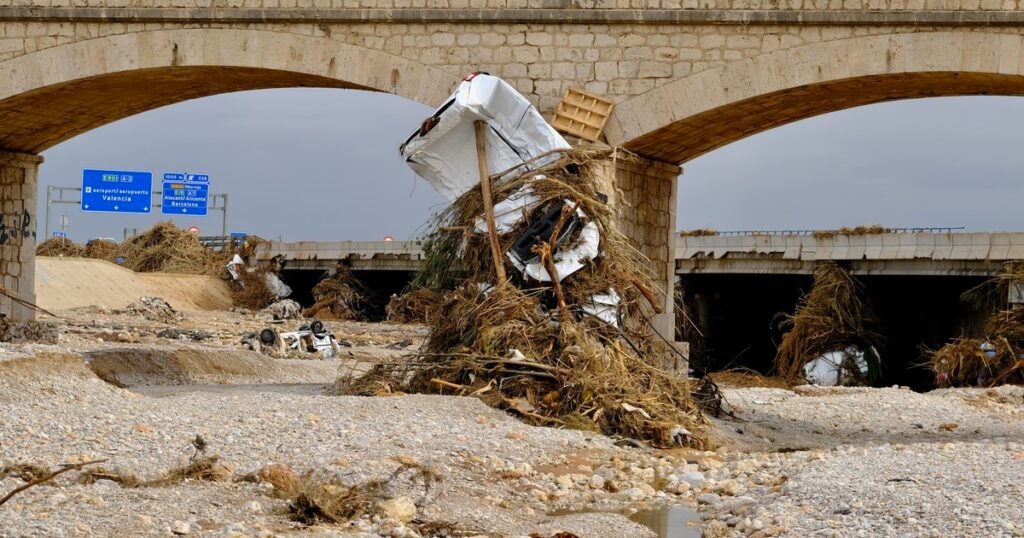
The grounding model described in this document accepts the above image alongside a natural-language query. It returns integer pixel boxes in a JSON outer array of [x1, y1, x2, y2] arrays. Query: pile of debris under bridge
[[773, 261, 883, 387], [930, 262, 1024, 387], [341, 73, 705, 447]]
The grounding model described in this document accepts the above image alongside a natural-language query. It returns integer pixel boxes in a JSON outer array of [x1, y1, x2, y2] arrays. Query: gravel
[[0, 353, 653, 537], [757, 441, 1024, 537], [4, 307, 1024, 538]]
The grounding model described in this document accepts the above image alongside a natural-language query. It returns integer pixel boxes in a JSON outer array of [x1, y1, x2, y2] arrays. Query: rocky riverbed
[[2, 307, 1023, 537]]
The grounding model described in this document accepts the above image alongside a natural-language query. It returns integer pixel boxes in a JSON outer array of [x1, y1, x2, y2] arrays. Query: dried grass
[[75, 455, 232, 488], [255, 463, 300, 496], [231, 269, 277, 310], [708, 369, 790, 389], [775, 262, 879, 383], [930, 262, 1024, 387], [35, 237, 83, 257], [0, 463, 52, 483], [812, 225, 891, 240], [385, 289, 443, 324], [111, 222, 225, 275], [342, 148, 706, 447], [679, 228, 718, 237], [282, 457, 441, 526], [929, 337, 1024, 387], [150, 455, 233, 486], [83, 239, 117, 259], [304, 268, 365, 320], [76, 467, 144, 488]]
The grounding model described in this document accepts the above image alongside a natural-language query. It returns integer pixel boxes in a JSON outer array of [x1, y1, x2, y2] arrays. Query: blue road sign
[[161, 181, 209, 215], [52, 231, 67, 238], [81, 169, 152, 213], [165, 172, 209, 183]]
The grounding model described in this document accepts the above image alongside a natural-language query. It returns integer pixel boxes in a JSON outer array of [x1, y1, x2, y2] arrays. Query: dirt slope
[[35, 256, 232, 311]]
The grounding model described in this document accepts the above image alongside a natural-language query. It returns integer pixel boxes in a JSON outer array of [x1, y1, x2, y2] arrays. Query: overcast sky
[[37, 90, 1024, 242]]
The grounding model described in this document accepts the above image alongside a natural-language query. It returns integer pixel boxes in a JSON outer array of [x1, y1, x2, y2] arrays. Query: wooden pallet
[[551, 88, 614, 142]]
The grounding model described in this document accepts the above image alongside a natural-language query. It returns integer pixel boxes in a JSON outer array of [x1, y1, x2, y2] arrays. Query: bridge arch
[[608, 31, 1024, 164], [0, 28, 460, 153]]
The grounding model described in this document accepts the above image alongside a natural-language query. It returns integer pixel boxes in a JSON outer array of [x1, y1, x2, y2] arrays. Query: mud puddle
[[551, 505, 701, 537]]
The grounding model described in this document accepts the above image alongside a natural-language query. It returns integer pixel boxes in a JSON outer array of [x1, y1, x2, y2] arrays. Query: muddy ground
[[1, 306, 1022, 537]]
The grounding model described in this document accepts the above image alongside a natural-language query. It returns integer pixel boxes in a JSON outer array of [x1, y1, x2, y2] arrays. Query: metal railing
[[198, 235, 248, 250], [684, 227, 966, 237]]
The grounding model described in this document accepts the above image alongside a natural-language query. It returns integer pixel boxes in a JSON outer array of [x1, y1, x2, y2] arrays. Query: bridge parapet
[[254, 240, 424, 271], [676, 232, 1024, 276]]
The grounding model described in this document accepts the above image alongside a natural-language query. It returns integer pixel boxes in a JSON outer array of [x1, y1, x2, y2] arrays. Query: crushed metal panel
[[400, 73, 570, 200], [551, 88, 614, 142]]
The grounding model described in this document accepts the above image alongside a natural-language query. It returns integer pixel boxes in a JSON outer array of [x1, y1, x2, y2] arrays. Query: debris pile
[[83, 238, 118, 259], [232, 269, 290, 311], [244, 319, 341, 359], [679, 228, 719, 237], [0, 318, 59, 344], [812, 225, 891, 240], [35, 237, 83, 257], [385, 289, 443, 324], [76, 455, 233, 488], [111, 222, 224, 275], [124, 296, 183, 323], [304, 268, 365, 320], [343, 73, 705, 447], [930, 264, 1024, 387], [775, 262, 881, 386], [260, 299, 303, 321], [262, 457, 442, 530]]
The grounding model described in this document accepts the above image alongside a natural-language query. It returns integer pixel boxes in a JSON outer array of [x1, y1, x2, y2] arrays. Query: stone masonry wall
[[0, 151, 40, 321], [7, 1, 1024, 12], [595, 153, 679, 337], [4, 16, 1024, 113]]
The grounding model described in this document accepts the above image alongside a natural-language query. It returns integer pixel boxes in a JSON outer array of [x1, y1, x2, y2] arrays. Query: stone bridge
[[4, 3, 1024, 331]]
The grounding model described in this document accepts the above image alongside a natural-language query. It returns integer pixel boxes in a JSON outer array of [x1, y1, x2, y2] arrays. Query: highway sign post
[[48, 171, 228, 238], [161, 173, 209, 216], [81, 169, 153, 213]]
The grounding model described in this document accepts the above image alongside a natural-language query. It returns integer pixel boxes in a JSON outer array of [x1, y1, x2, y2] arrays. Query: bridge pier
[[595, 153, 681, 343], [0, 151, 41, 321]]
